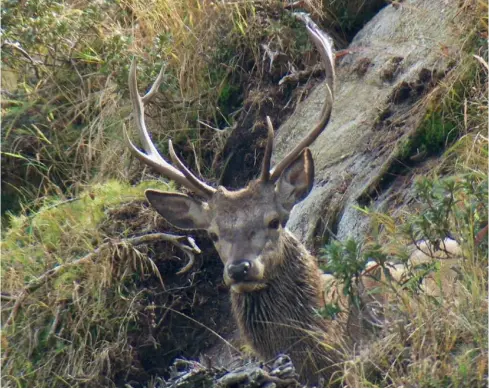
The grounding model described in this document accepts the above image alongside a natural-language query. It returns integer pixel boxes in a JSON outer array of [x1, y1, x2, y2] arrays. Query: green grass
[[2, 179, 171, 290]]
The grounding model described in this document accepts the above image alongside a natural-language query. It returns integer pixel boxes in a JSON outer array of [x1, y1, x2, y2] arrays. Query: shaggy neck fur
[[231, 230, 345, 386]]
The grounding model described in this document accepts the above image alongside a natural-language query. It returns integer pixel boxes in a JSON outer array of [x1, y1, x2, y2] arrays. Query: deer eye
[[209, 232, 219, 242], [268, 218, 280, 230]]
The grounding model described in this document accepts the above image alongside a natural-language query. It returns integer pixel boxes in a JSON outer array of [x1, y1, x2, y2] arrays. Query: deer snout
[[226, 260, 252, 282], [224, 257, 266, 292]]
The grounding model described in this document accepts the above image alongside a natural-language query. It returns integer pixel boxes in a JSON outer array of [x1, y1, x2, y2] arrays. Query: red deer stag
[[124, 18, 347, 385], [124, 17, 458, 385]]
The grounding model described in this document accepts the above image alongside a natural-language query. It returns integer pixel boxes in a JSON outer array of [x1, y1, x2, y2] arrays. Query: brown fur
[[231, 229, 346, 385]]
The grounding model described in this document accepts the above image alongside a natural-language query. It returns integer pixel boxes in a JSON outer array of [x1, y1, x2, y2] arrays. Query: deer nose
[[227, 260, 252, 282]]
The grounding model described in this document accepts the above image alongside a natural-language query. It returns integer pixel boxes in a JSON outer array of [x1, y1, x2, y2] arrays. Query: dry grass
[[335, 9, 489, 383], [1, 179, 235, 388], [340, 177, 488, 387], [1, 0, 297, 216], [2, 0, 385, 219], [1, 0, 487, 387], [1, 180, 172, 386]]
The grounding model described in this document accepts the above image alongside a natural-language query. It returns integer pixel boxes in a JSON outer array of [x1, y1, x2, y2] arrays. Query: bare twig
[[197, 119, 236, 133], [261, 43, 284, 73], [0, 293, 15, 301], [473, 54, 489, 72], [284, 0, 306, 10], [164, 306, 240, 354], [48, 303, 63, 341], [2, 41, 42, 79], [278, 64, 323, 86]]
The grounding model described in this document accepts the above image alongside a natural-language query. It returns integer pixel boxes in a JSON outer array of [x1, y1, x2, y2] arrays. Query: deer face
[[146, 149, 314, 293]]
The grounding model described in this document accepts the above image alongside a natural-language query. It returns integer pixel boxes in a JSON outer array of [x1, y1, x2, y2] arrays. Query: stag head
[[126, 18, 335, 293]]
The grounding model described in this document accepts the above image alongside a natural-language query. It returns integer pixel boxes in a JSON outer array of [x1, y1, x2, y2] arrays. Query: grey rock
[[273, 0, 462, 246]]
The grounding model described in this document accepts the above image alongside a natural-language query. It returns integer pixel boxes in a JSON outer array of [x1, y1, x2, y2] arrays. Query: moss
[[2, 180, 172, 281], [399, 55, 483, 161], [402, 109, 458, 158]]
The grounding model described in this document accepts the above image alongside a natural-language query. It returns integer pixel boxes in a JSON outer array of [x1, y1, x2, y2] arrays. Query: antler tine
[[141, 63, 166, 104], [269, 16, 335, 182], [127, 58, 215, 198], [260, 116, 275, 182]]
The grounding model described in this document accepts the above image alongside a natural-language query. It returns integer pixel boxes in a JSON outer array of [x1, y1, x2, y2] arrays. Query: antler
[[126, 16, 333, 195], [262, 15, 335, 182], [125, 59, 216, 198]]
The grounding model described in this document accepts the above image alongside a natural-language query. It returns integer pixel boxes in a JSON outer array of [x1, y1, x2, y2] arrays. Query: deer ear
[[275, 148, 314, 211], [145, 190, 210, 230]]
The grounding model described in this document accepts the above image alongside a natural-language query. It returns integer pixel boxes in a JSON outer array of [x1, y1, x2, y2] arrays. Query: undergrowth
[[1, 179, 233, 387], [1, 180, 173, 386], [1, 0, 487, 388], [319, 7, 488, 381], [1, 0, 384, 220], [398, 7, 487, 161], [321, 158, 487, 387], [2, 180, 172, 283]]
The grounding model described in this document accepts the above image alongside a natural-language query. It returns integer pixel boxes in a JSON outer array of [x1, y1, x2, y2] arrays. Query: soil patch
[[100, 200, 237, 385]]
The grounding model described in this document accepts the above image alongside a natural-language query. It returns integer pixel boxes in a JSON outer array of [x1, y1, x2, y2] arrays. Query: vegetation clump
[[321, 171, 488, 387]]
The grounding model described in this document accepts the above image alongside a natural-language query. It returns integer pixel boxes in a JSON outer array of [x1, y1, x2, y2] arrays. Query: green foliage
[[405, 174, 488, 250], [322, 239, 369, 297], [323, 171, 487, 295], [321, 169, 488, 387]]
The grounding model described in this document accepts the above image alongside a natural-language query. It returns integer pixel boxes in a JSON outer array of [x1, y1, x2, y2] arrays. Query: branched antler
[[125, 60, 216, 198], [125, 16, 335, 193]]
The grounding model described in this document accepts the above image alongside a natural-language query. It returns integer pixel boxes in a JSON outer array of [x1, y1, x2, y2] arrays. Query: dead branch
[[278, 64, 323, 86], [0, 293, 15, 301], [2, 41, 42, 79], [4, 233, 201, 328], [262, 43, 285, 73]]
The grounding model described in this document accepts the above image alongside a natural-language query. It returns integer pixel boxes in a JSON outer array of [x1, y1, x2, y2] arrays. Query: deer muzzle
[[227, 260, 252, 282], [224, 258, 266, 293]]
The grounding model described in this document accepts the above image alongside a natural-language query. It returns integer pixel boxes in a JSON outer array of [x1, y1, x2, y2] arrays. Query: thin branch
[[164, 306, 240, 354], [278, 64, 323, 86], [197, 119, 236, 133], [0, 293, 16, 301], [2, 41, 42, 79]]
